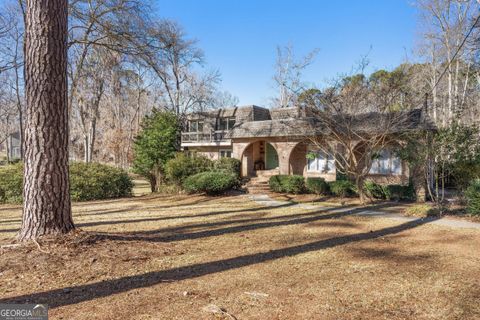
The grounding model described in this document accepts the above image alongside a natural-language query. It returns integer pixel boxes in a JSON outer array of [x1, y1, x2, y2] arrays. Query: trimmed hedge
[[165, 153, 213, 185], [328, 180, 357, 197], [466, 179, 480, 215], [183, 171, 238, 195], [269, 175, 305, 194], [0, 162, 133, 204], [305, 177, 330, 195], [364, 180, 415, 201], [214, 157, 241, 177]]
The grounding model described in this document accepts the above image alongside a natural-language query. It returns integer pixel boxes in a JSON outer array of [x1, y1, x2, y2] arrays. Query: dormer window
[[217, 117, 236, 131], [188, 120, 203, 132]]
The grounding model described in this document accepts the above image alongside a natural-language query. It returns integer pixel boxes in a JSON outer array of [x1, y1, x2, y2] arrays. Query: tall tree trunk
[[14, 42, 24, 160], [18, 0, 74, 240], [87, 119, 96, 163], [83, 134, 89, 163]]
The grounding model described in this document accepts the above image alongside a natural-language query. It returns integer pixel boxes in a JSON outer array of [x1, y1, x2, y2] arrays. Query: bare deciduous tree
[[300, 66, 421, 203], [272, 44, 319, 108], [140, 20, 221, 116], [416, 0, 480, 126]]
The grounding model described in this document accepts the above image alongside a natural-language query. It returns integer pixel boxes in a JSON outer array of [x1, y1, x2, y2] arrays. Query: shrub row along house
[[181, 105, 435, 197]]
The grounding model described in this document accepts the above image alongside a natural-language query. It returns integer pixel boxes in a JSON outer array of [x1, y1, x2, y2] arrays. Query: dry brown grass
[[0, 192, 479, 320]]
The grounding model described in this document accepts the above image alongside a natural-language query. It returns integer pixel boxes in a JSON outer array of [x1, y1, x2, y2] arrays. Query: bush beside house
[[267, 174, 417, 202], [269, 175, 305, 194], [0, 162, 133, 204], [305, 177, 329, 195], [183, 171, 238, 195], [214, 157, 241, 177], [328, 180, 357, 197], [164, 153, 241, 195], [364, 180, 415, 201], [165, 153, 214, 185]]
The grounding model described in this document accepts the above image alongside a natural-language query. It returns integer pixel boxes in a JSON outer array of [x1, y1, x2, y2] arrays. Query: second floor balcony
[[180, 130, 232, 146]]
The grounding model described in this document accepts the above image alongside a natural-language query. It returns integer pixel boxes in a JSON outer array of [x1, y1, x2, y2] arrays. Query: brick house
[[180, 105, 433, 185]]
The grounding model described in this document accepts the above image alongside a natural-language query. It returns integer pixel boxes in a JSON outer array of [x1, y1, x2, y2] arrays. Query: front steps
[[245, 169, 279, 194]]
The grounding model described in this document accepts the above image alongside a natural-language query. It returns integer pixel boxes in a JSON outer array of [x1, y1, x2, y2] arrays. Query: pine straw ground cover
[[0, 193, 479, 319]]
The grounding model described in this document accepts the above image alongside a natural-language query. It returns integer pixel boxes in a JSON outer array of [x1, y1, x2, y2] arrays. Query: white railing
[[181, 130, 228, 143]]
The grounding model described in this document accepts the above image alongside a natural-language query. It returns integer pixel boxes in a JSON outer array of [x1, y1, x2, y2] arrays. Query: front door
[[265, 143, 279, 169]]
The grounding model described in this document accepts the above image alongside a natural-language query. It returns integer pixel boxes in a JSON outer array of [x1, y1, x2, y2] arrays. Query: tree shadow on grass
[[95, 203, 387, 243], [0, 215, 438, 308], [0, 202, 298, 234]]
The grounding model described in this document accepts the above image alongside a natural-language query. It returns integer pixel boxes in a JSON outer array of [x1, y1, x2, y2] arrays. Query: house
[[180, 105, 433, 185], [0, 132, 22, 161]]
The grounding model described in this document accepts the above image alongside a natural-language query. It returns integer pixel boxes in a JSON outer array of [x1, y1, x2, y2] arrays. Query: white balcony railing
[[181, 130, 229, 143]]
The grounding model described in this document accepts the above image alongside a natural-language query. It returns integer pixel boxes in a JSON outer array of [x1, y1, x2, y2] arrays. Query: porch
[[232, 138, 305, 178]]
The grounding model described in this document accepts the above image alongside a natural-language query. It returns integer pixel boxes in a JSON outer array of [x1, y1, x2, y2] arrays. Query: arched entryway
[[240, 140, 279, 177], [288, 142, 307, 175], [265, 142, 279, 169]]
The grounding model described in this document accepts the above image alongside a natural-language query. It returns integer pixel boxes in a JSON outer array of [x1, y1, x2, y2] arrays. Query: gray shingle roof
[[226, 108, 435, 139]]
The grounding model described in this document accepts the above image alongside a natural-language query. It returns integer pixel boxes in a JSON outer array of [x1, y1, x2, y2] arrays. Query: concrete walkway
[[249, 194, 480, 230], [249, 194, 319, 210]]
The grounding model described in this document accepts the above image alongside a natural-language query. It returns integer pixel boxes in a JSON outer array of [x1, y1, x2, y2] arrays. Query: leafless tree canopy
[[0, 0, 236, 166], [272, 44, 319, 108], [416, 0, 480, 127], [300, 66, 422, 203]]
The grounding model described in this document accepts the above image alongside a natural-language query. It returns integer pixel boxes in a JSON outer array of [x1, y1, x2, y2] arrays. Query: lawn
[[0, 192, 479, 319]]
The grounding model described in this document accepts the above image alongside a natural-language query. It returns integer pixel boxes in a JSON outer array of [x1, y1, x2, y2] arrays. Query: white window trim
[[306, 147, 335, 174], [369, 149, 402, 176]]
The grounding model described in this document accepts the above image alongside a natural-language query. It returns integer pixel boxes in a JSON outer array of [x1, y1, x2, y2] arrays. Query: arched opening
[[288, 142, 307, 175], [265, 142, 279, 170], [240, 140, 279, 177], [289, 140, 337, 178]]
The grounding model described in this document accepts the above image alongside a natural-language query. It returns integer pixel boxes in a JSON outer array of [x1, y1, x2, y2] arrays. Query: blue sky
[[154, 1, 418, 106]]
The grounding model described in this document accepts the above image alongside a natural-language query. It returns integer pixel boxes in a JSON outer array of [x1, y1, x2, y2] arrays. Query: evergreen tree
[[133, 110, 179, 192]]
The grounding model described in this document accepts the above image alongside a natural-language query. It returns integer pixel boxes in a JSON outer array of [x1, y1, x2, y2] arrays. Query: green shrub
[[269, 175, 305, 194], [269, 175, 284, 193], [0, 162, 133, 203], [305, 177, 330, 195], [364, 181, 386, 199], [0, 163, 23, 204], [183, 171, 238, 195], [383, 184, 415, 201], [364, 181, 415, 201], [466, 179, 480, 215], [328, 180, 357, 197], [165, 153, 213, 185], [214, 157, 241, 177], [69, 163, 133, 201]]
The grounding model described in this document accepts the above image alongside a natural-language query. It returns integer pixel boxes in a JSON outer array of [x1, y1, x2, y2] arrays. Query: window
[[188, 120, 203, 132], [219, 149, 232, 158], [307, 150, 335, 173], [369, 149, 402, 175], [217, 117, 236, 131]]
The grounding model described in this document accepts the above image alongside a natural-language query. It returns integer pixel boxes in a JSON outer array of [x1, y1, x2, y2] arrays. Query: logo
[[0, 304, 48, 320]]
